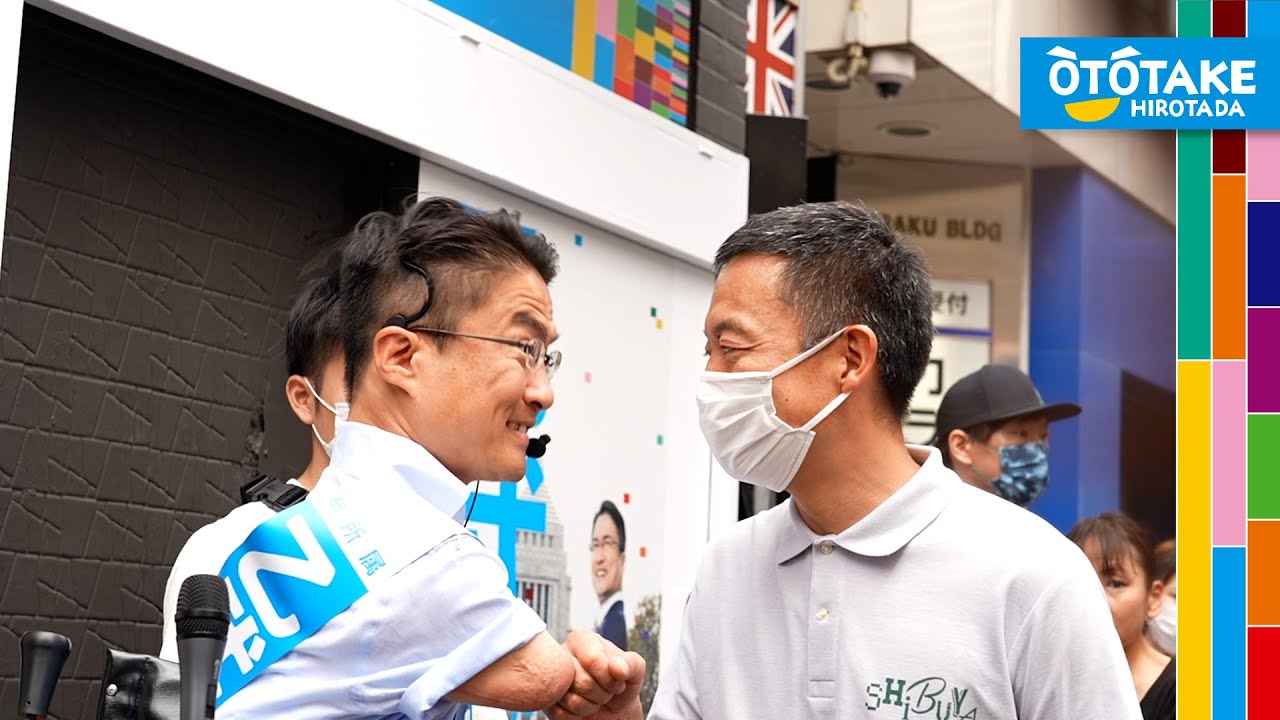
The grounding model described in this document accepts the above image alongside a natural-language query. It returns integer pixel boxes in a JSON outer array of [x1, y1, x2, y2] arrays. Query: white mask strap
[[802, 390, 853, 431], [303, 377, 341, 417], [311, 423, 333, 456], [768, 328, 849, 379]]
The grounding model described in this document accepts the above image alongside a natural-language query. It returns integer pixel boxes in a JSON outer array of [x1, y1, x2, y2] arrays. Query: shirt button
[[816, 607, 830, 621], [818, 541, 834, 555]]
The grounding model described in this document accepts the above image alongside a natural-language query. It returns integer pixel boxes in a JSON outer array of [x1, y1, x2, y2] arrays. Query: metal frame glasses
[[407, 326, 562, 380]]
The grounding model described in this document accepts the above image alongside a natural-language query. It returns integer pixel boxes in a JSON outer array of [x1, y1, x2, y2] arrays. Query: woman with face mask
[[1149, 542, 1177, 657], [1068, 512, 1175, 720]]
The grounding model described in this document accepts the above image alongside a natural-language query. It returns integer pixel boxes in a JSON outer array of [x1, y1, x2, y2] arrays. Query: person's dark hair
[[286, 270, 344, 391], [1067, 511, 1159, 590], [339, 196, 560, 396], [937, 422, 996, 468], [1155, 545, 1176, 585], [713, 201, 933, 421], [594, 500, 626, 553]]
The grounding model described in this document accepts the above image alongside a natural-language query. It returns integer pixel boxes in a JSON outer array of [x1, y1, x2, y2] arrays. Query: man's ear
[[949, 429, 976, 466], [371, 326, 424, 395], [285, 375, 317, 425], [838, 324, 880, 394]]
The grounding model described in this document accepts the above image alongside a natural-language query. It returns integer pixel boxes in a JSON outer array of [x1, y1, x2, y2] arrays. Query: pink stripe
[[596, 0, 617, 39], [673, 74, 688, 89], [1214, 361, 1247, 545], [1248, 131, 1280, 200]]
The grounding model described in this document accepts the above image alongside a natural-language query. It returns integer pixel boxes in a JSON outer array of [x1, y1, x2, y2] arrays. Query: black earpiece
[[384, 262, 434, 329]]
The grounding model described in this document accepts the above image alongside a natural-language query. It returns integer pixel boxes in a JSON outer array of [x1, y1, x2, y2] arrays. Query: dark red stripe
[[1214, 130, 1247, 174], [1213, 0, 1246, 37]]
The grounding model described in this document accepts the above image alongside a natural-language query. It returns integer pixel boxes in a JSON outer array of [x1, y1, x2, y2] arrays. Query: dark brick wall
[[693, 0, 748, 152], [0, 8, 415, 717]]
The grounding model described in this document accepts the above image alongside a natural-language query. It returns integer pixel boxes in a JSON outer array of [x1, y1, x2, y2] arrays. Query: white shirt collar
[[326, 421, 473, 523], [595, 591, 625, 627], [774, 444, 960, 563]]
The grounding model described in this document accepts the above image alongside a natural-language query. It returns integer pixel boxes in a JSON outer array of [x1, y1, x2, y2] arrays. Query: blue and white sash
[[213, 476, 456, 706]]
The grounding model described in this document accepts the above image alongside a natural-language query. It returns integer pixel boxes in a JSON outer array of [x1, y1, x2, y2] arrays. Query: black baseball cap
[[930, 365, 1082, 446]]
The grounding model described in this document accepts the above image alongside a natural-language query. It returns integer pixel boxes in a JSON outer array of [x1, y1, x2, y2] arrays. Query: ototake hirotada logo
[[1046, 45, 1255, 121]]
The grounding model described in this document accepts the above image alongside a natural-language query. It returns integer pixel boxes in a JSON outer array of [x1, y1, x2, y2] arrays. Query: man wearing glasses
[[212, 198, 644, 720], [590, 501, 628, 650]]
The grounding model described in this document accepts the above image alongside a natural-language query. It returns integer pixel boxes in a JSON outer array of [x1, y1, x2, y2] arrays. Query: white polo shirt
[[163, 422, 545, 720], [650, 445, 1142, 720], [160, 498, 280, 661]]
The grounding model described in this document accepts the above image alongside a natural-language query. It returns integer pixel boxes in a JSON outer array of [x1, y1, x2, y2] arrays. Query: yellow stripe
[[655, 28, 673, 48], [572, 0, 597, 79], [673, 49, 688, 64], [635, 30, 655, 61], [1177, 360, 1211, 719]]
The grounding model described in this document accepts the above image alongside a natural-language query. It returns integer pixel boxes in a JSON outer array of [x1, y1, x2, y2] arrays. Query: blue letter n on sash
[[215, 501, 367, 705]]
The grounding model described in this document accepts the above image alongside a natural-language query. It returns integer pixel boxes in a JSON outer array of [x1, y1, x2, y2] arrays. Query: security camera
[[867, 49, 915, 99]]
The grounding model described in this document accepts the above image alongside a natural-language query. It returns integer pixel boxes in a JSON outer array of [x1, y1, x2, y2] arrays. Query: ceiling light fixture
[[877, 121, 936, 138]]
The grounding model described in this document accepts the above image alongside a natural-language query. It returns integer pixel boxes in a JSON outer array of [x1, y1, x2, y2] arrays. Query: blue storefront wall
[[1029, 167, 1176, 533]]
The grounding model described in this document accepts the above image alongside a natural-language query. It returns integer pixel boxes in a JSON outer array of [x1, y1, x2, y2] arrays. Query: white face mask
[[1149, 593, 1176, 656], [304, 377, 349, 458], [696, 329, 851, 493]]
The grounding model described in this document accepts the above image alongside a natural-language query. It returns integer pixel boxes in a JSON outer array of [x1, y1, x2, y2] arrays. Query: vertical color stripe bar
[[1249, 628, 1280, 719], [1248, 131, 1280, 200], [1214, 361, 1247, 545], [1214, 546, 1246, 720], [1213, 0, 1247, 37], [572, 0, 597, 79], [1180, 0, 1212, 37], [1213, 175, 1246, 358], [1180, 131, 1213, 360], [1176, 3, 1210, 354], [1214, 131, 1246, 174], [594, 36, 616, 90], [1177, 360, 1211, 719], [1247, 520, 1280, 623], [617, 0, 637, 38], [596, 0, 617, 38]]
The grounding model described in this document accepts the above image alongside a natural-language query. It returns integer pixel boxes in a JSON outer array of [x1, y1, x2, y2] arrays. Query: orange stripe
[[1212, 174, 1245, 358], [615, 36, 636, 85]]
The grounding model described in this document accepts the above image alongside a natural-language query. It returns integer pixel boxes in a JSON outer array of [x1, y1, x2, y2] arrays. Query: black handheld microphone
[[18, 631, 71, 719], [176, 574, 231, 720], [526, 434, 551, 458]]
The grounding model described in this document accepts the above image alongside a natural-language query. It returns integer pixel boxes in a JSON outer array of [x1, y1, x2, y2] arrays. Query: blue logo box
[[1020, 38, 1279, 129]]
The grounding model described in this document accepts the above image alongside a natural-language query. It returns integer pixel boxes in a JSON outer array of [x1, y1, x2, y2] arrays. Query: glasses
[[408, 326, 562, 380], [589, 538, 620, 553]]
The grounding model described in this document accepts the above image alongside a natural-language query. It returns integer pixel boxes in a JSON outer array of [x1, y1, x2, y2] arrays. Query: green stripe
[[638, 7, 656, 34], [1178, 130, 1212, 360], [618, 0, 637, 39], [675, 12, 691, 29], [1175, 2, 1212, 359], [1178, 0, 1210, 37], [650, 101, 671, 118], [673, 86, 688, 100]]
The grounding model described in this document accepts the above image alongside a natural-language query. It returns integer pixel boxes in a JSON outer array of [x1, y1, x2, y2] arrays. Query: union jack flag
[[746, 0, 798, 116]]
